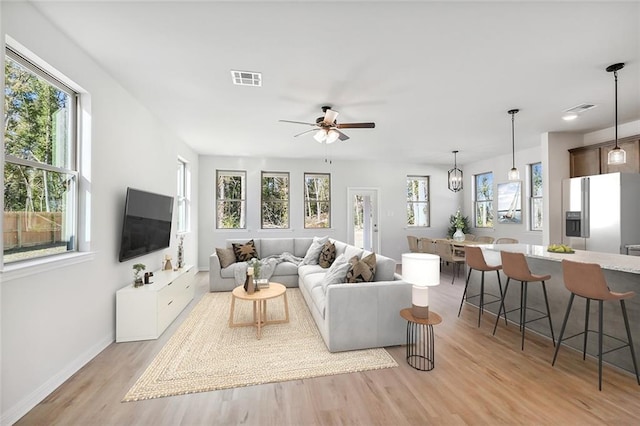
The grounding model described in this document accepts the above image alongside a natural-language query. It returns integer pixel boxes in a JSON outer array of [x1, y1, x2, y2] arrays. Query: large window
[[474, 172, 494, 228], [407, 176, 430, 227], [4, 47, 78, 264], [261, 171, 289, 229], [304, 173, 330, 228], [176, 158, 190, 233], [530, 162, 543, 231], [216, 170, 246, 229]]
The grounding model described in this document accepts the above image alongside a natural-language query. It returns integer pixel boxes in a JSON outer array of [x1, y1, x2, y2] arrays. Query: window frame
[[304, 172, 331, 229], [474, 171, 494, 228], [3, 45, 80, 265], [176, 157, 190, 234], [529, 162, 543, 231], [215, 170, 246, 229], [406, 175, 430, 227], [260, 171, 290, 229]]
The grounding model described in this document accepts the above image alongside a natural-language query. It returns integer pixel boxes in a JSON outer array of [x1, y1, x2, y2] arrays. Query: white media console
[[116, 265, 195, 342]]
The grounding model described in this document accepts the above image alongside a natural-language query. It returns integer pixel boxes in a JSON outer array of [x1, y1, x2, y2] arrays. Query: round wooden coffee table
[[228, 282, 289, 339]]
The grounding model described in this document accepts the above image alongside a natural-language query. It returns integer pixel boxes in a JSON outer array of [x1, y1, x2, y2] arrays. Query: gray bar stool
[[492, 251, 555, 350], [552, 259, 640, 390], [458, 246, 507, 327]]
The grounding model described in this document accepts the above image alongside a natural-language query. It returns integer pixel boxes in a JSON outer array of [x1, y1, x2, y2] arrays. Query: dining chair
[[435, 239, 466, 284], [475, 236, 495, 244], [407, 236, 419, 252], [495, 237, 519, 244]]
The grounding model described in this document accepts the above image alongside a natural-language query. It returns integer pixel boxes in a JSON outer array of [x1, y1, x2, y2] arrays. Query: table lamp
[[402, 253, 441, 318]]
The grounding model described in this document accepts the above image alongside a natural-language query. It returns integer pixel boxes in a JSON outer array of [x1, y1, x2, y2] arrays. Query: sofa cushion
[[298, 264, 326, 279], [232, 240, 258, 262], [261, 238, 295, 258], [302, 236, 329, 265], [216, 247, 236, 268], [294, 238, 314, 257], [318, 241, 336, 268], [321, 254, 351, 293], [310, 285, 326, 319], [346, 252, 377, 283], [273, 261, 298, 277], [373, 255, 397, 282], [221, 265, 236, 278], [301, 271, 325, 292]]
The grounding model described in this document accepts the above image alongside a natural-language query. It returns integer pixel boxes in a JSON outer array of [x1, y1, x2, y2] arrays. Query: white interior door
[[347, 188, 379, 253]]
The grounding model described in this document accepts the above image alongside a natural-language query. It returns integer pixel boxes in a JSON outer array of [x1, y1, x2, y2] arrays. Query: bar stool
[[458, 246, 507, 327], [552, 259, 640, 390], [492, 251, 555, 350]]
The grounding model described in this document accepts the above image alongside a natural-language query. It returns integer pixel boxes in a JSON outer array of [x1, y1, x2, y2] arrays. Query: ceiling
[[30, 1, 640, 165]]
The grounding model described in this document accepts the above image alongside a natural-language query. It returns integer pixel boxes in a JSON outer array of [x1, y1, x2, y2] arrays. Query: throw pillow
[[216, 247, 237, 269], [232, 239, 258, 262], [318, 241, 336, 268], [346, 252, 377, 283], [321, 254, 351, 293], [302, 236, 329, 265]]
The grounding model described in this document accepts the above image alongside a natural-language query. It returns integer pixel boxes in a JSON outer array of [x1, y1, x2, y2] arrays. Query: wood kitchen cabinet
[[569, 135, 640, 177]]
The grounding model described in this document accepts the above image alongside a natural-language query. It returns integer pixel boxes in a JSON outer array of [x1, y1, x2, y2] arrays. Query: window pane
[[531, 163, 542, 197], [475, 201, 493, 228], [304, 173, 330, 228], [176, 160, 188, 233], [216, 171, 245, 229], [262, 172, 289, 229], [3, 163, 76, 263], [406, 176, 429, 227], [531, 198, 543, 231], [474, 172, 493, 228], [5, 55, 73, 170], [475, 173, 493, 201]]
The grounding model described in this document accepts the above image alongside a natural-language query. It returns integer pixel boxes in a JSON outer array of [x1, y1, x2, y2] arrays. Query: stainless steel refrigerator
[[562, 172, 640, 254]]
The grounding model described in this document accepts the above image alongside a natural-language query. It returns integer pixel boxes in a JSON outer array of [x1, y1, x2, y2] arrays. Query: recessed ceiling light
[[561, 103, 597, 121], [231, 70, 262, 87], [562, 113, 578, 121]]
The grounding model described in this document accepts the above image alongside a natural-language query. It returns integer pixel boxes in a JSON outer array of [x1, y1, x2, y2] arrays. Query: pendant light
[[448, 150, 463, 192], [606, 63, 626, 165], [507, 109, 520, 181]]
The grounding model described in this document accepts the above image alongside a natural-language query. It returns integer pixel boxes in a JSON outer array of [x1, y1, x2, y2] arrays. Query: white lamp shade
[[313, 129, 327, 143], [402, 253, 440, 287], [326, 129, 340, 144]]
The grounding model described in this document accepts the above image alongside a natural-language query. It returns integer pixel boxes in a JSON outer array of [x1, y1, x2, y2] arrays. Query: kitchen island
[[464, 244, 640, 374]]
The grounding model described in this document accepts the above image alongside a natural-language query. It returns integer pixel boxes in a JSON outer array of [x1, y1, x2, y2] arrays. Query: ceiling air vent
[[231, 70, 262, 87], [564, 103, 597, 114]]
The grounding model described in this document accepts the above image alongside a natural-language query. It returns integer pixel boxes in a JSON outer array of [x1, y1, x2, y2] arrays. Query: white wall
[[198, 156, 462, 266], [0, 3, 198, 424]]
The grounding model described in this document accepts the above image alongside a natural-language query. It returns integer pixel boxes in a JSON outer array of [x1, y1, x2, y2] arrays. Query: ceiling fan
[[279, 106, 375, 144]]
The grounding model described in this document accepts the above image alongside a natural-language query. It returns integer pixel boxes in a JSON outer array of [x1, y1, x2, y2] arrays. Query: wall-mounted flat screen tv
[[118, 187, 174, 262]]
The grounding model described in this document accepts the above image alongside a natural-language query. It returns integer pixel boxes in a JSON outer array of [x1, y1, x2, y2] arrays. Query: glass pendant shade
[[608, 146, 626, 165], [448, 151, 463, 192], [508, 167, 520, 181], [326, 129, 340, 144], [313, 129, 327, 143]]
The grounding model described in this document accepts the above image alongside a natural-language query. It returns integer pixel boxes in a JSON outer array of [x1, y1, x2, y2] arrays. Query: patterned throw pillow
[[302, 236, 329, 265], [216, 247, 237, 269], [232, 239, 258, 262], [346, 252, 377, 283], [318, 241, 336, 268]]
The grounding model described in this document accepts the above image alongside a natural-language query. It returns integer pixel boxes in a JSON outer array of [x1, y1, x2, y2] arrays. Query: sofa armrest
[[324, 280, 412, 352]]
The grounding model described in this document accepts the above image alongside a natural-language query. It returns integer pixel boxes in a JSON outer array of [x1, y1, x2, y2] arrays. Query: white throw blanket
[[232, 252, 303, 286]]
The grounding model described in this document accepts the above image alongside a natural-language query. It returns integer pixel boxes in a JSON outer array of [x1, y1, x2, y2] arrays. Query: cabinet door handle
[[168, 300, 173, 306], [168, 281, 173, 286]]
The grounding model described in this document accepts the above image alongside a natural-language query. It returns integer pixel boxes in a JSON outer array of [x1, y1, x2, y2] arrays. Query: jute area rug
[[123, 288, 397, 401]]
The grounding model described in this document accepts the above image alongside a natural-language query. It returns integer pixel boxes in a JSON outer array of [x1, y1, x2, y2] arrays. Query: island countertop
[[481, 243, 640, 275]]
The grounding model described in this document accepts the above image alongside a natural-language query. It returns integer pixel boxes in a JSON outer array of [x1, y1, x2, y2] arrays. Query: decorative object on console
[[244, 267, 255, 294], [448, 150, 463, 192], [507, 108, 520, 180], [144, 271, 154, 285], [177, 235, 184, 269], [133, 263, 146, 287], [402, 253, 440, 319], [606, 62, 626, 165], [163, 255, 173, 271]]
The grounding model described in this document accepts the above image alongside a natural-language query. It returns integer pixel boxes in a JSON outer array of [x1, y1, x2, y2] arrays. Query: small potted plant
[[133, 263, 146, 287]]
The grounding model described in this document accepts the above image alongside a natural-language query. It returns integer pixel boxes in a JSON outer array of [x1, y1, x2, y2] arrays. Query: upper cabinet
[[569, 135, 640, 177]]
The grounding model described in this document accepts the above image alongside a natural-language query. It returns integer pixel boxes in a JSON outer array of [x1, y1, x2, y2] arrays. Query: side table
[[400, 308, 443, 371]]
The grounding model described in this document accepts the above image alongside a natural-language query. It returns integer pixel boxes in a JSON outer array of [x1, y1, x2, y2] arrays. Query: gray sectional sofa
[[209, 237, 412, 352]]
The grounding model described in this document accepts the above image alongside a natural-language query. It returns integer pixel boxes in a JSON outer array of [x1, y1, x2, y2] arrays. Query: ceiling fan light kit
[[508, 108, 520, 181], [280, 106, 375, 144], [606, 62, 626, 166], [448, 150, 463, 192]]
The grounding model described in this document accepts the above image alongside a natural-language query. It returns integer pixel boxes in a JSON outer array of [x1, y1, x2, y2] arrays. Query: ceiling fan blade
[[279, 119, 317, 126], [336, 122, 376, 129], [293, 128, 318, 138], [323, 109, 339, 125], [337, 130, 350, 141]]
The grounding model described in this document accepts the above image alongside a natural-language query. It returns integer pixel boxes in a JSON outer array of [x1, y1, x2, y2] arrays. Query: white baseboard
[[1, 334, 113, 426]]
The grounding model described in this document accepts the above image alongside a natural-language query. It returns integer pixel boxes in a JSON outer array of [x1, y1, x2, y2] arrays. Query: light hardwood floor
[[16, 269, 640, 425]]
